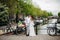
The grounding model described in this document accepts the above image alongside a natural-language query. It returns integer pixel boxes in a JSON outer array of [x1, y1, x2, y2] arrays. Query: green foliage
[[58, 12, 60, 17], [0, 3, 9, 22], [0, 0, 53, 19], [48, 12, 53, 16], [18, 0, 52, 17]]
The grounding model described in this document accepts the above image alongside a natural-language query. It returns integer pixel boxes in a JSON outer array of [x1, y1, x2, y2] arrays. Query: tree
[[0, 0, 18, 17], [48, 12, 53, 16], [0, 3, 9, 25], [58, 12, 60, 17], [0, 0, 51, 18]]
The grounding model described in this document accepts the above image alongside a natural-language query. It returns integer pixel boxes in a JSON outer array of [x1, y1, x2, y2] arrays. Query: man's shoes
[[26, 34, 29, 36]]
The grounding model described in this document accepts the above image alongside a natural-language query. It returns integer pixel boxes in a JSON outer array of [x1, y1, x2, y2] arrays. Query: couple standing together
[[25, 15, 36, 36]]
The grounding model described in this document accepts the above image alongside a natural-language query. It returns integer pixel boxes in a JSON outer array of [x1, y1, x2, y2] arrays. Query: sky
[[32, 0, 60, 16]]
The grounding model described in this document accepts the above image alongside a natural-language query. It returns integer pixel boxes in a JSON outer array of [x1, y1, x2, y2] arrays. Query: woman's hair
[[30, 15, 35, 20]]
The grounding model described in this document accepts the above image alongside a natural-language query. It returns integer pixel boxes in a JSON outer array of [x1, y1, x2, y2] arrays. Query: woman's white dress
[[29, 20, 36, 36]]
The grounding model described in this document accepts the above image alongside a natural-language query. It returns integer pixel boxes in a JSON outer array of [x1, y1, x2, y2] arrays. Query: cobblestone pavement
[[0, 34, 60, 40]]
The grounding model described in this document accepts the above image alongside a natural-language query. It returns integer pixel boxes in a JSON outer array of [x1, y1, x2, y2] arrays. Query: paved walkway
[[38, 24, 48, 34], [0, 34, 60, 40]]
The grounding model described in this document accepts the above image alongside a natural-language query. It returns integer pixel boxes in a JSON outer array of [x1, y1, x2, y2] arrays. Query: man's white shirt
[[24, 16, 31, 26]]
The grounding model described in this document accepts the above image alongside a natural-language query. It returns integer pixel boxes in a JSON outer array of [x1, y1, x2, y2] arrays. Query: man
[[24, 15, 31, 36]]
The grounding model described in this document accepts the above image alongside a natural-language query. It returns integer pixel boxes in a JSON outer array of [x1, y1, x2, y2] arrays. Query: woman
[[29, 16, 36, 36]]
